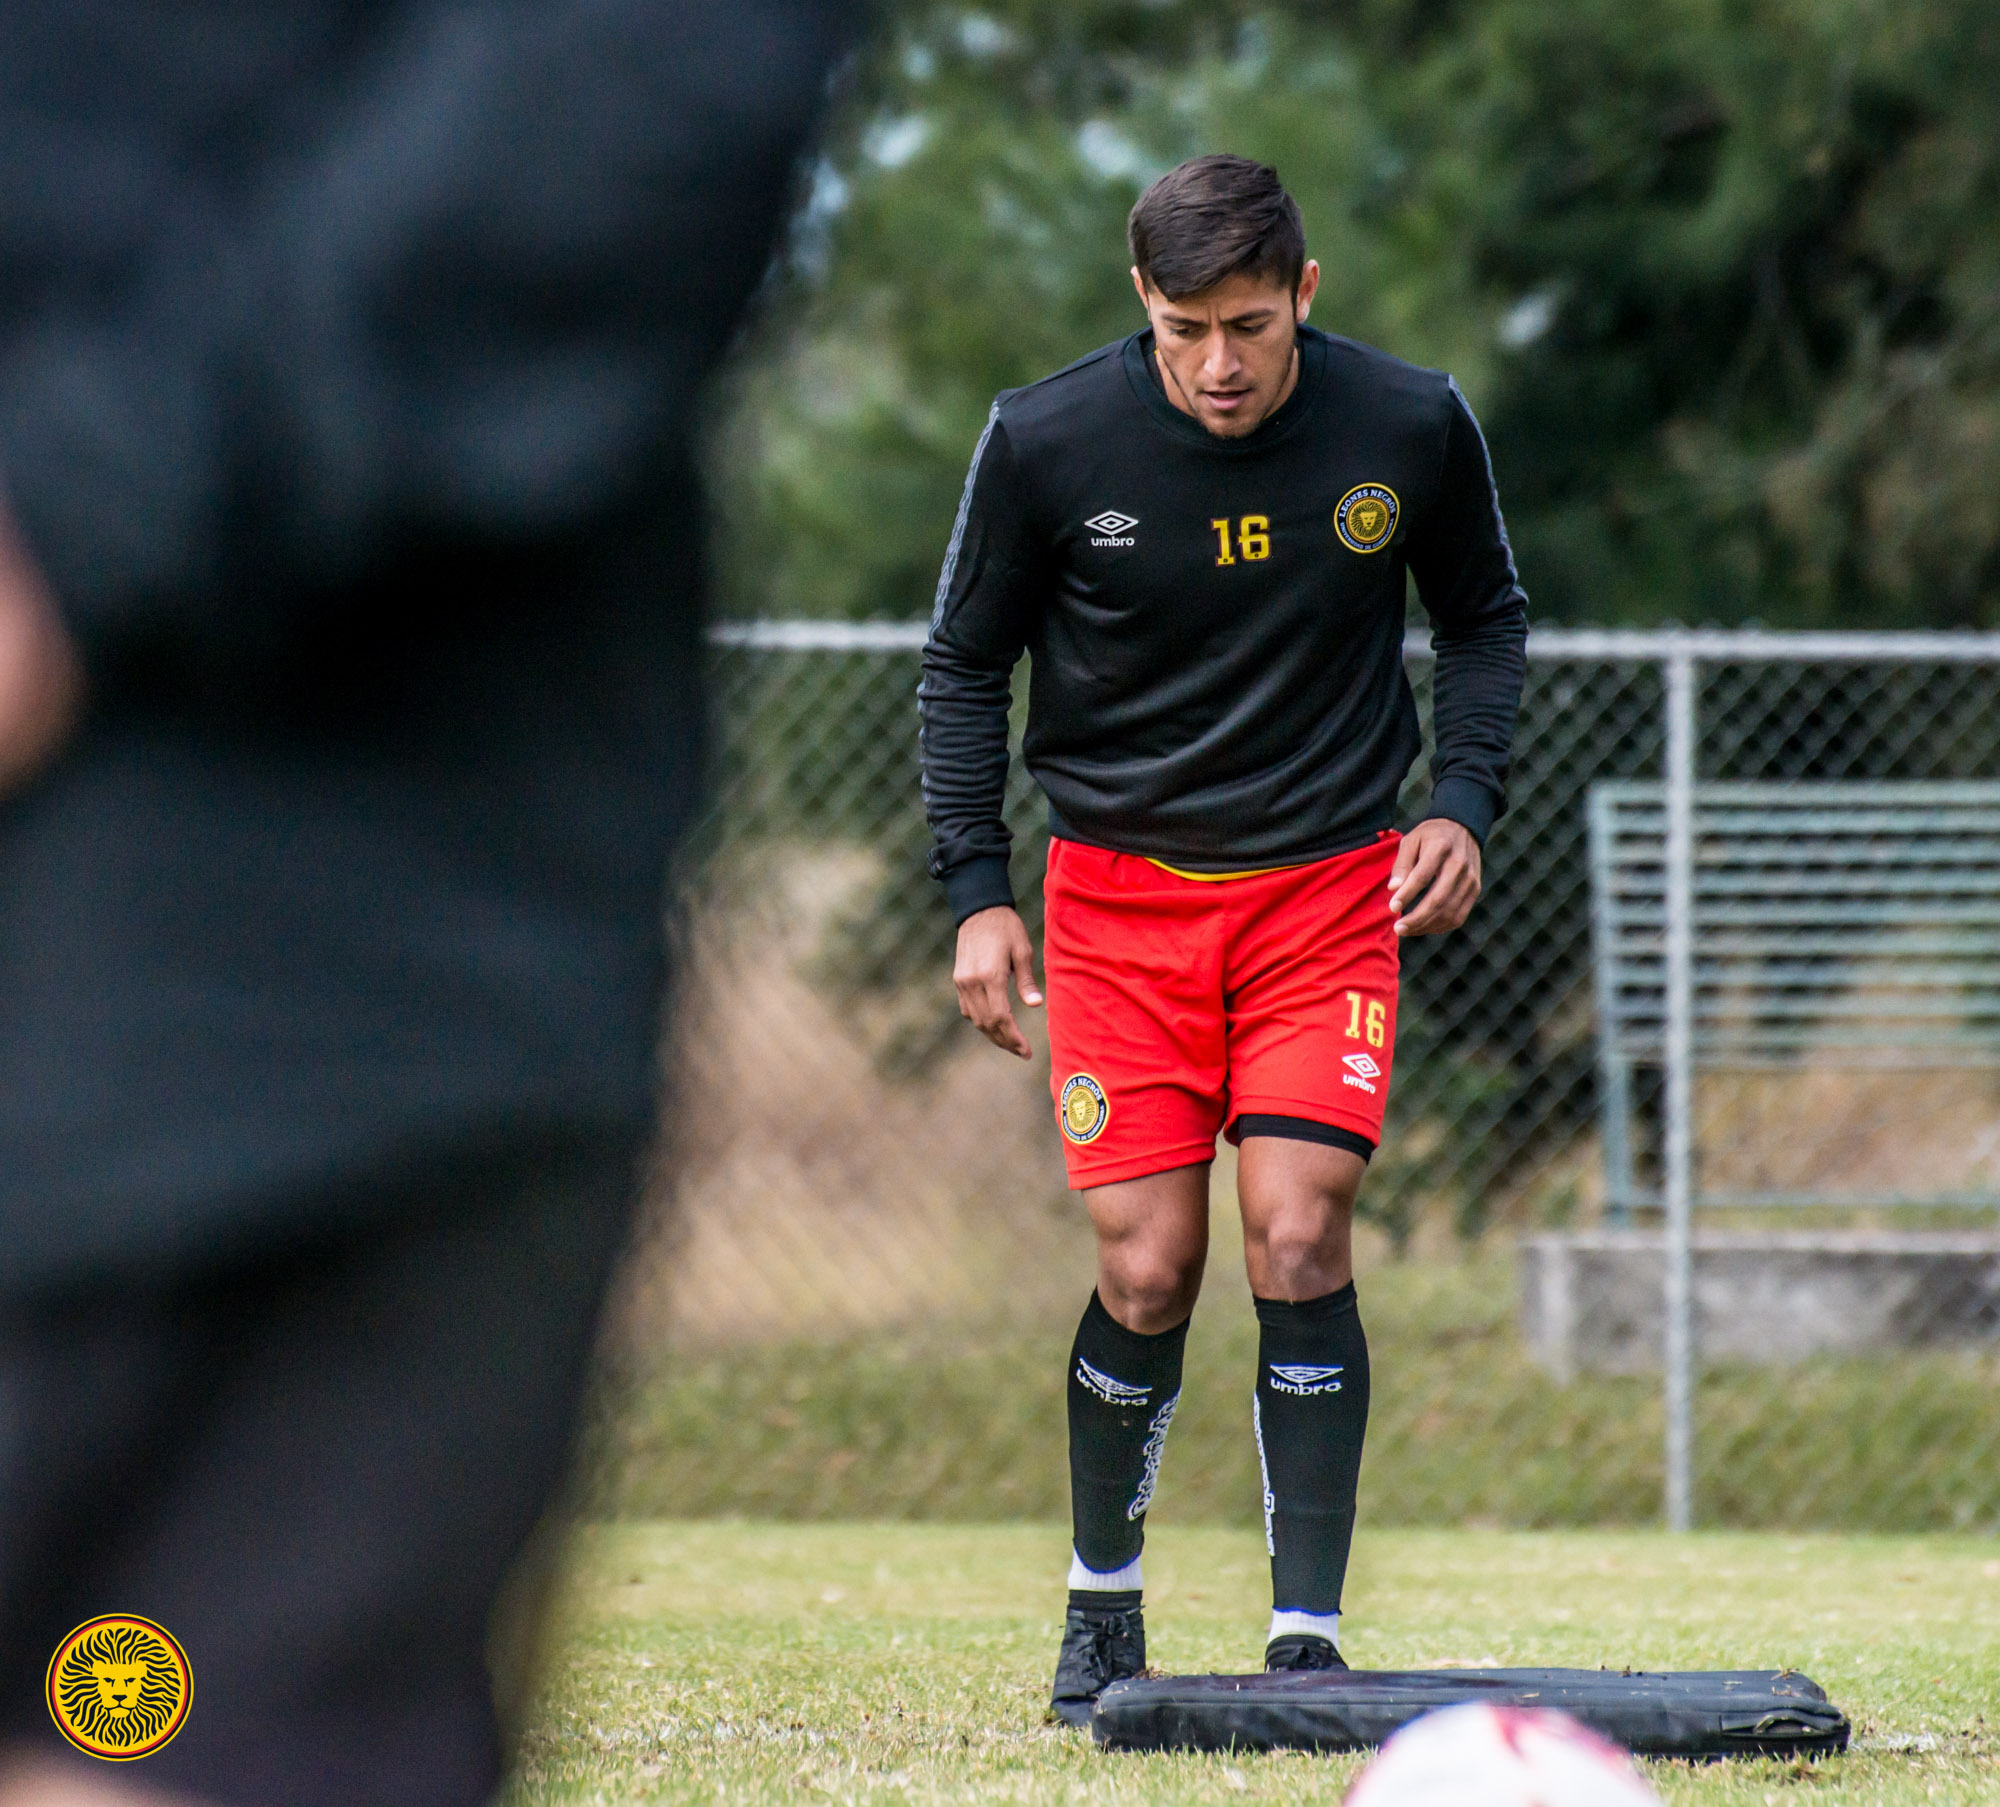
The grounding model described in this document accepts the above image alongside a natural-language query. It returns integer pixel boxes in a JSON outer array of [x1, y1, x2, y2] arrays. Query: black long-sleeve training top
[[920, 325, 1529, 923]]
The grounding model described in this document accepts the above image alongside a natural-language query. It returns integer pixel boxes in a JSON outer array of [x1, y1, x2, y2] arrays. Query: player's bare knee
[[1098, 1247, 1203, 1333], [1256, 1231, 1350, 1300], [1247, 1195, 1353, 1298]]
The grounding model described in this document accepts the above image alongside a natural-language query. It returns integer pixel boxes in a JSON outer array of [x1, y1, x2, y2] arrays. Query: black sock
[[1254, 1283, 1369, 1615], [1066, 1290, 1188, 1585]]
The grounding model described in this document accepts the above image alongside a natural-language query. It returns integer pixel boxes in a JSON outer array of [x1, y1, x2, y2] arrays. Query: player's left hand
[[1387, 818, 1482, 937]]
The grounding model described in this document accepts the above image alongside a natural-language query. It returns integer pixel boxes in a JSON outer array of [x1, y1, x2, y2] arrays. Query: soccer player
[[919, 154, 1527, 1722]]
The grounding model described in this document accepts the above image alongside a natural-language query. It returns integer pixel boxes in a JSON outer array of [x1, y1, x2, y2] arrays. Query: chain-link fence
[[595, 626, 2000, 1536]]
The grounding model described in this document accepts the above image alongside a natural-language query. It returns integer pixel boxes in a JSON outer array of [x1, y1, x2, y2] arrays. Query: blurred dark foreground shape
[[0, 4, 851, 1802]]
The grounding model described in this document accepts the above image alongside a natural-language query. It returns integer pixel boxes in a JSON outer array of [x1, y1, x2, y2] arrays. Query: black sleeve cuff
[[1421, 775, 1500, 845], [941, 855, 1016, 925]]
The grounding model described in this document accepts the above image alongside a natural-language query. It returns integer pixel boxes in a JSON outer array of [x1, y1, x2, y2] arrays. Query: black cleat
[[1050, 1590, 1146, 1727], [1264, 1633, 1347, 1673]]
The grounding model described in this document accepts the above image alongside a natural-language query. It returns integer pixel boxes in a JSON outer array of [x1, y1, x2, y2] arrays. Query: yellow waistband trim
[[1146, 858, 1296, 882]]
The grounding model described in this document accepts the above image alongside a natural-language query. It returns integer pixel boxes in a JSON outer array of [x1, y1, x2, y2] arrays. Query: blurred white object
[[1345, 1703, 1661, 1807]]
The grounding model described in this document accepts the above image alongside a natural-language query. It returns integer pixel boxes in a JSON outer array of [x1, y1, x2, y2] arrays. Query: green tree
[[712, 0, 2000, 628], [1448, 0, 2000, 625]]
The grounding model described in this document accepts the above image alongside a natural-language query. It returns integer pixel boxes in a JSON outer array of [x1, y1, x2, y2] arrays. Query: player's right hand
[[953, 905, 1043, 1060]]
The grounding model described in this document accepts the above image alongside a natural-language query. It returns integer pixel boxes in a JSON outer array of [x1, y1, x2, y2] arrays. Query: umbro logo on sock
[[1076, 1358, 1151, 1406], [1268, 1363, 1344, 1395]]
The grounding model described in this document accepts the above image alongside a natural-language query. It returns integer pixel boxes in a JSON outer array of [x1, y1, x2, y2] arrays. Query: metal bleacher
[[1588, 781, 2000, 1217]]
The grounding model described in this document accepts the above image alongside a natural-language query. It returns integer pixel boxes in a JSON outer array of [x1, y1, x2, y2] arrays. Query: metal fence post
[[1661, 643, 1697, 1531], [1588, 787, 1637, 1226]]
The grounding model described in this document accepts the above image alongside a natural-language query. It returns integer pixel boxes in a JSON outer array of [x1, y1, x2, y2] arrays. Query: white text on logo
[[1342, 1051, 1381, 1094], [1268, 1363, 1344, 1396], [1085, 510, 1138, 547], [1076, 1358, 1151, 1406]]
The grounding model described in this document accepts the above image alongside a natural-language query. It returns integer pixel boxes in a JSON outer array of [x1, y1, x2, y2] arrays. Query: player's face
[[1131, 261, 1321, 439]]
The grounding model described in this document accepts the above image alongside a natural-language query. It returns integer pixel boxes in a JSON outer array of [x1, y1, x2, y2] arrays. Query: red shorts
[[1042, 834, 1402, 1188]]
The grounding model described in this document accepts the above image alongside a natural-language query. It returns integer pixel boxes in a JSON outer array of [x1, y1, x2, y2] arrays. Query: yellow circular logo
[[47, 1617, 191, 1761], [1335, 483, 1400, 554], [1060, 1074, 1110, 1144]]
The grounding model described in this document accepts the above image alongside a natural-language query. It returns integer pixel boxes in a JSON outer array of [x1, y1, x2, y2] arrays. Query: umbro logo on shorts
[[1085, 510, 1137, 547], [1268, 1363, 1344, 1396], [1342, 1051, 1381, 1093], [1076, 1358, 1151, 1406]]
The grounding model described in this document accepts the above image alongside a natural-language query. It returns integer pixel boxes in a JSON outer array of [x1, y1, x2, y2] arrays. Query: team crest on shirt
[[1335, 483, 1399, 554], [1060, 1073, 1110, 1143]]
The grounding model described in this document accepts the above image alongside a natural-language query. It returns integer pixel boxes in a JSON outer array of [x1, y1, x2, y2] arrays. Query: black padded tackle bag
[[1092, 1667, 1849, 1758]]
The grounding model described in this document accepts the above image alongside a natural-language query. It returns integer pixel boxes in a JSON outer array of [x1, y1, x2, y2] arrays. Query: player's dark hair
[[1128, 154, 1306, 301]]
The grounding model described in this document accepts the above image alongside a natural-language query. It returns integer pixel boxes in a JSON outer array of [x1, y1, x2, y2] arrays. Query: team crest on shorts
[[47, 1615, 192, 1760], [1335, 483, 1399, 554], [1060, 1073, 1110, 1144]]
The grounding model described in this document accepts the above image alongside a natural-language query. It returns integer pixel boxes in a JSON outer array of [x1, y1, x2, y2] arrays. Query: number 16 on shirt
[[1211, 515, 1270, 565]]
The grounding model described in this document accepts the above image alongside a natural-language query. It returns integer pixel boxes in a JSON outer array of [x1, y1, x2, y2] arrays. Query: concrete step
[[1518, 1231, 2000, 1378]]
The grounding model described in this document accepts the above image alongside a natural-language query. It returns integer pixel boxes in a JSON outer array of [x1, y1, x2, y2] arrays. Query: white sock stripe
[[1126, 1387, 1180, 1520], [1252, 1393, 1275, 1557], [1269, 1609, 1342, 1647], [1068, 1551, 1143, 1591]]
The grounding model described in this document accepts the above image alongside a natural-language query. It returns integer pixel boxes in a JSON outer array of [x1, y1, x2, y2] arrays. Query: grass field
[[591, 1253, 2000, 1532], [505, 1522, 2000, 1805]]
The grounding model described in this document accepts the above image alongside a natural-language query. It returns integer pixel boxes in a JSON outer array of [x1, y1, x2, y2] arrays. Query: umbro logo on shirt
[[1268, 1363, 1344, 1396], [1342, 1051, 1381, 1094], [1085, 510, 1138, 547]]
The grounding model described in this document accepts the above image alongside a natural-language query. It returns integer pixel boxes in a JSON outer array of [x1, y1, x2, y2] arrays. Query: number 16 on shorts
[[1339, 990, 1388, 1097], [1344, 990, 1387, 1048]]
